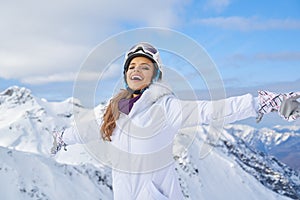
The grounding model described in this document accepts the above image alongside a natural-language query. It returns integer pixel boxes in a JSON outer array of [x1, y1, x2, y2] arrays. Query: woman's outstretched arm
[[165, 91, 300, 129], [51, 106, 103, 155], [165, 93, 258, 128]]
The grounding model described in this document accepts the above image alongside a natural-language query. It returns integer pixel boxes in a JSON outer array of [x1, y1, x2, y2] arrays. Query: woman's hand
[[279, 94, 300, 121], [51, 130, 67, 155], [257, 90, 300, 122]]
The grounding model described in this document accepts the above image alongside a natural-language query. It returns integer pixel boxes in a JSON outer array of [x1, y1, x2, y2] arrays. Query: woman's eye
[[128, 64, 150, 70], [141, 65, 150, 70]]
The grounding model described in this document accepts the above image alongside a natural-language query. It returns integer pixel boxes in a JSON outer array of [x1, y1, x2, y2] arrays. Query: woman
[[51, 42, 300, 200]]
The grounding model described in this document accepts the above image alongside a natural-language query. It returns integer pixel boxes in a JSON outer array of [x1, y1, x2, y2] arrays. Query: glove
[[279, 94, 300, 121], [256, 90, 283, 123], [51, 130, 67, 155], [257, 90, 300, 123]]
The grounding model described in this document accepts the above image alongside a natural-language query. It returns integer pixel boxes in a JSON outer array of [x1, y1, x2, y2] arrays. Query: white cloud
[[21, 72, 77, 85], [254, 52, 300, 61], [204, 0, 231, 12], [228, 52, 300, 62], [0, 39, 88, 78], [194, 16, 300, 31], [20, 63, 122, 85], [0, 0, 185, 84]]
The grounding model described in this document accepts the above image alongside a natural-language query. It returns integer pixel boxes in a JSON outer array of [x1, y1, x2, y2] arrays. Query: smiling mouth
[[131, 75, 143, 80]]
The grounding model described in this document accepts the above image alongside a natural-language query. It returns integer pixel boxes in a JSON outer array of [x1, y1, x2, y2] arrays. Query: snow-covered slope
[[0, 86, 81, 155], [225, 124, 300, 171], [174, 126, 299, 200], [0, 86, 299, 200], [0, 147, 112, 200]]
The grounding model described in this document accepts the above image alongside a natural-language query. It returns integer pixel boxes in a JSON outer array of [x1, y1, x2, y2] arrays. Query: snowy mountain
[[0, 86, 299, 200], [0, 147, 113, 200], [174, 126, 300, 200], [225, 124, 300, 171]]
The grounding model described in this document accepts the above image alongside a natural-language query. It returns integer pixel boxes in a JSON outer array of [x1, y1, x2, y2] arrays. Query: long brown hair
[[100, 89, 132, 141]]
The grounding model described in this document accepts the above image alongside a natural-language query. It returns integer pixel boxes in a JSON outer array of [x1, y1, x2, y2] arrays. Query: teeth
[[131, 75, 142, 80]]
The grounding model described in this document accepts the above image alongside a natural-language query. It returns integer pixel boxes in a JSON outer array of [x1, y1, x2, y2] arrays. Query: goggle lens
[[128, 43, 158, 56]]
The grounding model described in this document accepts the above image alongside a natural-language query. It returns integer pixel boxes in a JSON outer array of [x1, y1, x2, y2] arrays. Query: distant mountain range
[[224, 124, 300, 171], [0, 86, 299, 200]]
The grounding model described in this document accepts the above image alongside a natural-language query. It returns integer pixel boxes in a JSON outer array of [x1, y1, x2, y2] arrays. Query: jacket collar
[[128, 81, 173, 116]]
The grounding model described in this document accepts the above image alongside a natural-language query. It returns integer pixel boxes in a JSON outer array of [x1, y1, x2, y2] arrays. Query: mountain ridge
[[0, 85, 299, 199]]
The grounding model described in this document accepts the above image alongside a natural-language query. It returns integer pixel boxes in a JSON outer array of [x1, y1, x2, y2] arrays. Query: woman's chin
[[131, 87, 143, 91], [129, 84, 148, 91]]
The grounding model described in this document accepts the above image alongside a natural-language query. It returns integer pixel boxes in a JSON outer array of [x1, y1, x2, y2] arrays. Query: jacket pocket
[[147, 181, 169, 200], [138, 181, 169, 200]]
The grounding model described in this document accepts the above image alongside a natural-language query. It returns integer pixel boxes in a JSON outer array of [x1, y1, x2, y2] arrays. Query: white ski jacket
[[62, 82, 259, 200]]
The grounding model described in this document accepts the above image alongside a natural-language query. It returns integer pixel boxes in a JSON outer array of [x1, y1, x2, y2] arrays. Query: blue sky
[[1, 0, 300, 112]]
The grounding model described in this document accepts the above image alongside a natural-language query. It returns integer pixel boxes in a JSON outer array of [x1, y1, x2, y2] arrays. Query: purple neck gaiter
[[118, 95, 141, 115]]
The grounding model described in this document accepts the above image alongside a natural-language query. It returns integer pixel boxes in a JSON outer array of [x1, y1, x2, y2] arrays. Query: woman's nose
[[133, 66, 141, 72]]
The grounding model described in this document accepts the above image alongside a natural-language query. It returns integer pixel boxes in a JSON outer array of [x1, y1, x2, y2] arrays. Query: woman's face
[[126, 56, 155, 91]]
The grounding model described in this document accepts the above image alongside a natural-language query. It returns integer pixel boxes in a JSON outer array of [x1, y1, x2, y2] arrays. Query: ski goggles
[[127, 42, 158, 58], [124, 42, 161, 70]]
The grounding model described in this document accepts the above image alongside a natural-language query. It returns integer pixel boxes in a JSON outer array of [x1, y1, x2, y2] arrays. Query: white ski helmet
[[123, 42, 163, 84]]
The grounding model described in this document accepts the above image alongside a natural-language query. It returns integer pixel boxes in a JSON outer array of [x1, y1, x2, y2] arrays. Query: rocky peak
[[0, 86, 34, 107]]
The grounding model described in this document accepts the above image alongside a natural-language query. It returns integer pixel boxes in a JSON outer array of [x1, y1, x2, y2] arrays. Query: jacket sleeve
[[62, 106, 102, 145], [165, 93, 259, 128]]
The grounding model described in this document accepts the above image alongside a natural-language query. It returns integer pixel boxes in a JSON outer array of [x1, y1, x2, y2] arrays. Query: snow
[[0, 147, 113, 200], [174, 128, 298, 200], [0, 86, 299, 200]]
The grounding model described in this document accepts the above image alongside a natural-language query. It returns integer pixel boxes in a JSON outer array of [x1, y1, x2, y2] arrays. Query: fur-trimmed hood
[[129, 81, 174, 115], [143, 81, 173, 103]]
